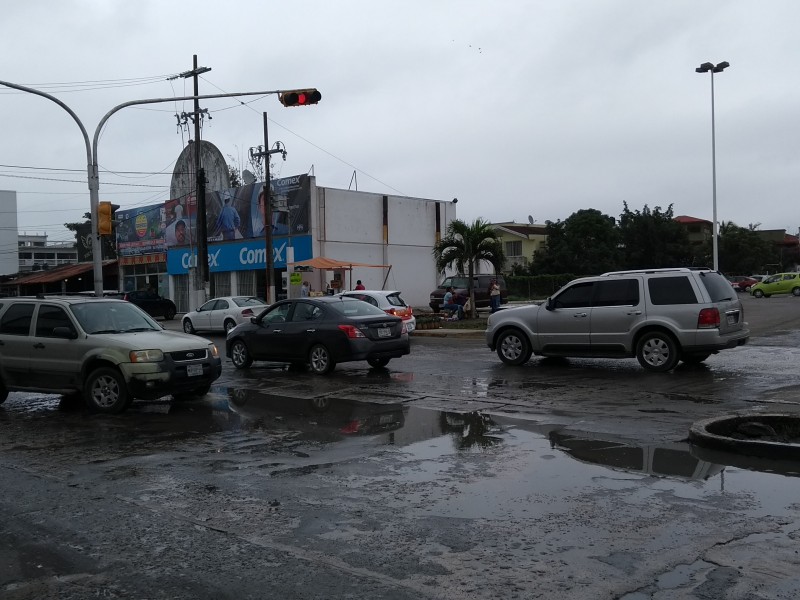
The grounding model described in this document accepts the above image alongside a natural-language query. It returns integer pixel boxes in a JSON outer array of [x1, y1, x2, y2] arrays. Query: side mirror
[[545, 298, 554, 311], [52, 326, 78, 339]]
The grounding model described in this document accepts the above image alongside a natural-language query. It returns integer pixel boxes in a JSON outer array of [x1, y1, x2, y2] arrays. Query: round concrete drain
[[689, 412, 800, 461]]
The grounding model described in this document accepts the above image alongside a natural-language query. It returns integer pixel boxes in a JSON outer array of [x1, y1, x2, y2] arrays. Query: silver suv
[[486, 268, 749, 371], [0, 296, 222, 413]]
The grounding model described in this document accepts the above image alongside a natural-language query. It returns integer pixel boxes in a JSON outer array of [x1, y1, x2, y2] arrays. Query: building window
[[505, 240, 522, 257]]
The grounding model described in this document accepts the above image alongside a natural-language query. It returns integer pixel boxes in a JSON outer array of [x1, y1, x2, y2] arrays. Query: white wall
[[0, 190, 19, 276], [313, 186, 455, 307]]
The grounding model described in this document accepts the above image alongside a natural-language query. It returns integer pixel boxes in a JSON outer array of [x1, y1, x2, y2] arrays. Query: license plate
[[727, 314, 738, 325], [379, 414, 395, 425], [187, 364, 203, 377], [377, 328, 391, 338]]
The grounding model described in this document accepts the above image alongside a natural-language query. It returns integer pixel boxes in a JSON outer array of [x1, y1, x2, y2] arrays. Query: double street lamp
[[695, 60, 730, 272]]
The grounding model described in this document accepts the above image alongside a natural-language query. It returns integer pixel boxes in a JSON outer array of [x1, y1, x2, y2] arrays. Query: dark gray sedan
[[225, 296, 410, 374]]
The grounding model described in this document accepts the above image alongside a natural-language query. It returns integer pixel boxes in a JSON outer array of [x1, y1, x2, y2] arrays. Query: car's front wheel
[[183, 319, 195, 334], [84, 367, 129, 414], [230, 339, 253, 369], [496, 328, 532, 366], [367, 357, 390, 369], [309, 344, 335, 374], [636, 331, 679, 372]]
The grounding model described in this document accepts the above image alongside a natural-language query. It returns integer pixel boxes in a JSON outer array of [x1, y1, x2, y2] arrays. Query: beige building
[[491, 221, 548, 273]]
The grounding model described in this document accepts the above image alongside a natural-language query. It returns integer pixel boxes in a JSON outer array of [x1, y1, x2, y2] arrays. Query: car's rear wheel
[[792, 287, 800, 297], [230, 339, 253, 369], [753, 289, 764, 298], [496, 328, 532, 366], [636, 331, 679, 372], [309, 344, 335, 374], [84, 367, 129, 414], [183, 319, 195, 334], [0, 380, 8, 405], [367, 357, 390, 369], [681, 352, 711, 365], [164, 306, 177, 320], [224, 319, 237, 334]]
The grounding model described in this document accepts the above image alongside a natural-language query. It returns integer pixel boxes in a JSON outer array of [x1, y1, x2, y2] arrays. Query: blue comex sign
[[167, 235, 312, 274]]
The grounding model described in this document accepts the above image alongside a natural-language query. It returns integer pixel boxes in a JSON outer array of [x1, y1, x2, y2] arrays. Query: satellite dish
[[242, 170, 256, 185], [528, 215, 534, 224]]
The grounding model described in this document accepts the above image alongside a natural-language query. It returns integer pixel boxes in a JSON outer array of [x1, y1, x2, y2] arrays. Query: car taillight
[[241, 308, 254, 317], [385, 308, 397, 316], [338, 324, 365, 338], [340, 420, 362, 434], [697, 308, 720, 329]]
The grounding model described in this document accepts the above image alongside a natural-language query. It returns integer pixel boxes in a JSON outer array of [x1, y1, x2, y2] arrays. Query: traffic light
[[279, 88, 321, 107], [98, 201, 113, 235]]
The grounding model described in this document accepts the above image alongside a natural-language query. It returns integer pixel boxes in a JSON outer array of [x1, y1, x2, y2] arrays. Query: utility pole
[[249, 113, 286, 304], [176, 55, 211, 304]]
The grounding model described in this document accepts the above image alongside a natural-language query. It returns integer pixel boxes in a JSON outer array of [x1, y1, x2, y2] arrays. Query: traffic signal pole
[[0, 80, 319, 297]]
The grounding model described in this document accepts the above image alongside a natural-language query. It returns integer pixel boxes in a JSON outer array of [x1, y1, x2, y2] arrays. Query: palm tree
[[433, 218, 505, 318]]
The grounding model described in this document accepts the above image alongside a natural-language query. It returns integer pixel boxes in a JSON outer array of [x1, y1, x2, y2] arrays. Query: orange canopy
[[288, 257, 390, 270]]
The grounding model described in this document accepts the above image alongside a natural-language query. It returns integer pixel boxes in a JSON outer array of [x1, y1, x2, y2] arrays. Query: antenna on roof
[[528, 215, 534, 224]]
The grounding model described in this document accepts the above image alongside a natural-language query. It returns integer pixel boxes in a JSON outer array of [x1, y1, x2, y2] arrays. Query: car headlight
[[129, 349, 164, 363], [209, 344, 219, 358]]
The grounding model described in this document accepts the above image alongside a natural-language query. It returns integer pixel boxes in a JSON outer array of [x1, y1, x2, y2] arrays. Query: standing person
[[354, 279, 365, 290], [490, 278, 501, 313], [301, 281, 310, 297], [213, 195, 241, 240]]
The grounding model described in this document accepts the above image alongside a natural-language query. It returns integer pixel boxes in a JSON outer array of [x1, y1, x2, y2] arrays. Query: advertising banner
[[164, 195, 197, 248], [166, 235, 312, 274], [116, 203, 167, 257]]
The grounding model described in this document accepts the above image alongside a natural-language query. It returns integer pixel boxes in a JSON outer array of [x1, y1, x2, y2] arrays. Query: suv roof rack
[[601, 267, 713, 277]]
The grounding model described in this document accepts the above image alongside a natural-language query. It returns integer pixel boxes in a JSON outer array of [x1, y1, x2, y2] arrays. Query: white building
[[0, 190, 20, 276], [161, 175, 456, 310]]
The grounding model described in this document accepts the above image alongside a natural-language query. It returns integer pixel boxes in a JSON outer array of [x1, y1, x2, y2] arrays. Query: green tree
[[433, 218, 505, 318], [532, 209, 620, 275], [618, 203, 692, 268], [717, 222, 775, 274]]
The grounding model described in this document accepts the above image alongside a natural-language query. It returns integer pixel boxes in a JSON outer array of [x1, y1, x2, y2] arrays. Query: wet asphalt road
[[2, 293, 800, 599]]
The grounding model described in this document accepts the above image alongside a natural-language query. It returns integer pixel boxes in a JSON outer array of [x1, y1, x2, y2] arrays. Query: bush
[[506, 275, 577, 300]]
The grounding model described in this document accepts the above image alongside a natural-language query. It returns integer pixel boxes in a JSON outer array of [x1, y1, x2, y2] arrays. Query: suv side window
[[648, 276, 698, 305], [0, 303, 35, 336], [554, 282, 594, 309], [593, 279, 639, 307], [35, 305, 75, 338]]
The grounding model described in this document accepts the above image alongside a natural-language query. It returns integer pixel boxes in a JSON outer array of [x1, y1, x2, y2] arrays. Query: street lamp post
[[695, 60, 730, 272]]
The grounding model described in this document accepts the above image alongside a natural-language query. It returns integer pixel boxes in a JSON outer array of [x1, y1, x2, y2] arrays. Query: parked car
[[336, 290, 416, 333], [0, 295, 221, 413], [226, 296, 410, 374], [122, 290, 177, 320], [183, 296, 269, 334], [485, 268, 749, 372], [750, 273, 800, 298], [429, 274, 507, 312], [726, 275, 759, 292]]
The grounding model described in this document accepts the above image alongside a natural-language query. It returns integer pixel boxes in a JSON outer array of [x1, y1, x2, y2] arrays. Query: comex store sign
[[167, 236, 312, 274]]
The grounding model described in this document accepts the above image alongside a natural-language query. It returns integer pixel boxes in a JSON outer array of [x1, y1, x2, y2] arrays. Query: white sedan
[[337, 290, 416, 333], [182, 296, 269, 334]]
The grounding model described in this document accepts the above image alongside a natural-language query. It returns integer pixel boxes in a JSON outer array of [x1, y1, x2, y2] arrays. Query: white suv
[[486, 268, 749, 372], [0, 296, 222, 413]]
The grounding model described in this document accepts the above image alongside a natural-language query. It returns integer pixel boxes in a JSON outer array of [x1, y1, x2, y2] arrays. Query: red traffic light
[[280, 88, 322, 107]]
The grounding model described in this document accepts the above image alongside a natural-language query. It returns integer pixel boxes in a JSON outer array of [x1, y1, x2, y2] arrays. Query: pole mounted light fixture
[[695, 60, 729, 272]]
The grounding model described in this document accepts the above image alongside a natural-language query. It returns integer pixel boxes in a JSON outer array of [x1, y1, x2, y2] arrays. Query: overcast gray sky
[[2, 1, 799, 245]]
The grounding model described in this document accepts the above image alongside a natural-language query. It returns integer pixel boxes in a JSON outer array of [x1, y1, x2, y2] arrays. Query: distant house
[[674, 215, 712, 250], [491, 221, 548, 273]]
